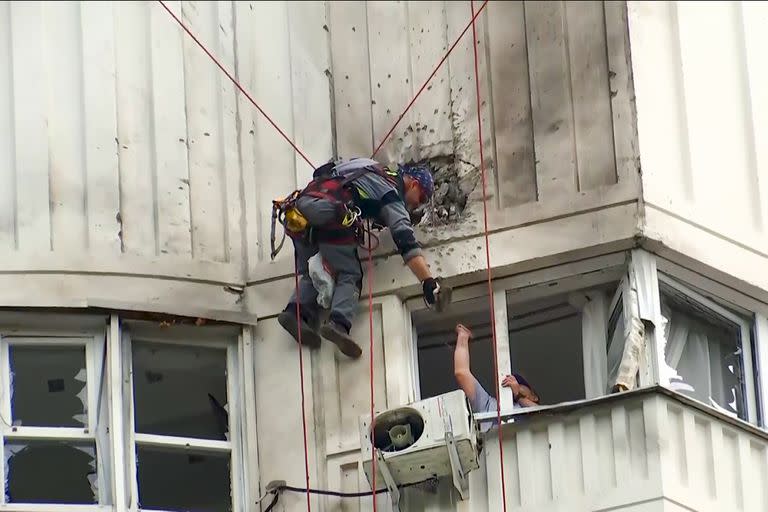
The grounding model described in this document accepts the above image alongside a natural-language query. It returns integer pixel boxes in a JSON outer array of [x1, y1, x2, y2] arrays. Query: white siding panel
[[10, 2, 51, 252], [81, 1, 121, 253], [629, 0, 768, 261], [44, 1, 87, 251], [0, 1, 17, 250]]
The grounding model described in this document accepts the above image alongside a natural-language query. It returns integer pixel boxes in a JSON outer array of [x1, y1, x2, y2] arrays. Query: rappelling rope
[[469, 1, 507, 510], [159, 2, 502, 510]]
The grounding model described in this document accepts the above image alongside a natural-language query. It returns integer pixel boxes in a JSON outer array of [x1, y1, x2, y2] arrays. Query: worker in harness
[[272, 157, 449, 359]]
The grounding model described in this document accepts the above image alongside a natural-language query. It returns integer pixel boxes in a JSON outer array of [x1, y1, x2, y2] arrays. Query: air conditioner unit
[[358, 390, 480, 510]]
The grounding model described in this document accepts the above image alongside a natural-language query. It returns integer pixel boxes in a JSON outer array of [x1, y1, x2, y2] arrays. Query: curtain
[[660, 304, 743, 418]]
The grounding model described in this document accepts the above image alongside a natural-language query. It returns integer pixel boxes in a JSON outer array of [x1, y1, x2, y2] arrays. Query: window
[[0, 332, 109, 506], [506, 294, 586, 405], [658, 276, 757, 421], [0, 316, 250, 511], [124, 326, 243, 512], [412, 296, 496, 401], [409, 254, 629, 415]]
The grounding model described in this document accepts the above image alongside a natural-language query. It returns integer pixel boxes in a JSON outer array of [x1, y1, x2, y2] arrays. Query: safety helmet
[[399, 163, 435, 202]]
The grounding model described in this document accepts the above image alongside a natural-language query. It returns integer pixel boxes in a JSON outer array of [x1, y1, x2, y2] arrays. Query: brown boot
[[320, 321, 362, 359], [278, 310, 321, 349]]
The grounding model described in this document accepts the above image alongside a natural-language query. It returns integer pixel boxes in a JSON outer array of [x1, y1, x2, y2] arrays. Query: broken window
[[132, 342, 229, 440], [128, 336, 234, 512], [1, 335, 107, 506], [5, 441, 96, 504], [10, 345, 87, 427], [659, 279, 755, 420]]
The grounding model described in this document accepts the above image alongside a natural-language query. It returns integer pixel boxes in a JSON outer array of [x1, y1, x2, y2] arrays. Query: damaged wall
[[0, 0, 639, 319]]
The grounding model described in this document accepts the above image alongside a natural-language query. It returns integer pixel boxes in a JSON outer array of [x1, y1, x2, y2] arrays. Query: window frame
[[121, 324, 245, 512], [0, 322, 109, 510], [656, 272, 758, 423], [407, 253, 629, 419], [407, 249, 768, 428]]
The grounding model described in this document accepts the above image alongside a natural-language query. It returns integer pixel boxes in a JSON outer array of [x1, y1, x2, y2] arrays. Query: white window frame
[[407, 252, 629, 421], [0, 319, 110, 512], [122, 324, 245, 512], [656, 272, 759, 423]]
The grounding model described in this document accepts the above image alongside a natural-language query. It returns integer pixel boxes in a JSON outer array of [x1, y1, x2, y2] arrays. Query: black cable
[[269, 477, 438, 500], [263, 492, 280, 512]]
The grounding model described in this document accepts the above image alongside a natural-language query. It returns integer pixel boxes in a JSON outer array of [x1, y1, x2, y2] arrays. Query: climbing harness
[[269, 164, 396, 260]]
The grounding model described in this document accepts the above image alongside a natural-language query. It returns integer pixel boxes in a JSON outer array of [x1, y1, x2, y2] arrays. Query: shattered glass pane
[[137, 445, 231, 512], [661, 290, 746, 419], [132, 341, 229, 440], [5, 441, 97, 504], [10, 345, 88, 427]]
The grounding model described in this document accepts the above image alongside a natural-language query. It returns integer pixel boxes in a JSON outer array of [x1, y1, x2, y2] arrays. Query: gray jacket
[[334, 158, 422, 262]]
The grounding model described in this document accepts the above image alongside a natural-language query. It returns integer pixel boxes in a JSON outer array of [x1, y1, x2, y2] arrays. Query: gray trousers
[[286, 196, 362, 331]]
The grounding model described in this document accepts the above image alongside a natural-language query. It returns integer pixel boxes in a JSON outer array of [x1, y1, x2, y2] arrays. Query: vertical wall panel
[[406, 1, 454, 161], [565, 1, 617, 191], [216, 1, 241, 266], [329, 1, 374, 158], [114, 1, 157, 256], [81, 1, 121, 253], [287, 1, 333, 184], [486, 1, 537, 207], [447, 2, 495, 193], [149, 0, 192, 257], [0, 1, 17, 250], [367, 1, 412, 165], [676, 1, 760, 231], [44, 2, 87, 251], [525, 1, 578, 201], [10, 2, 51, 252], [322, 306, 387, 452], [248, 1, 297, 264], [182, 0, 227, 262], [739, 1, 768, 231]]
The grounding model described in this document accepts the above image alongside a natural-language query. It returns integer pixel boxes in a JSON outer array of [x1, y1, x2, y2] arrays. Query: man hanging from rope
[[272, 157, 449, 359]]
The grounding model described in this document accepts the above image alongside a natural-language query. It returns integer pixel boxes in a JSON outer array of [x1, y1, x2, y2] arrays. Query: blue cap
[[399, 163, 435, 201]]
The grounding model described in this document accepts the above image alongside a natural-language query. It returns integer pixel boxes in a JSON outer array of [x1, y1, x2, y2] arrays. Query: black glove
[[422, 278, 440, 308]]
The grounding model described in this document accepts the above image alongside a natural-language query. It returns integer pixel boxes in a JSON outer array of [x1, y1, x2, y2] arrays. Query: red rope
[[157, 0, 315, 170], [366, 222, 377, 511], [294, 259, 313, 511], [469, 2, 507, 511], [370, 0, 489, 159]]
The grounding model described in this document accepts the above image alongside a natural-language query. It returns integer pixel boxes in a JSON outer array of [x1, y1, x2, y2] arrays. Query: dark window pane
[[132, 342, 229, 440], [413, 297, 496, 400], [10, 345, 88, 427], [137, 445, 231, 512], [5, 441, 97, 504]]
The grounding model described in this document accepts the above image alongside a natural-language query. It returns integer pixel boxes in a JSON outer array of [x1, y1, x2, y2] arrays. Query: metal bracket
[[376, 449, 401, 512], [443, 413, 470, 500]]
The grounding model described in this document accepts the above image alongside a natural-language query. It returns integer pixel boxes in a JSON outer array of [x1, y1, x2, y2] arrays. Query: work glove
[[423, 277, 451, 311], [423, 278, 440, 307]]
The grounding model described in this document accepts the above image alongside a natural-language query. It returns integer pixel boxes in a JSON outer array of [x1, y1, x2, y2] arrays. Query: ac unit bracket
[[376, 449, 401, 512], [443, 414, 470, 500]]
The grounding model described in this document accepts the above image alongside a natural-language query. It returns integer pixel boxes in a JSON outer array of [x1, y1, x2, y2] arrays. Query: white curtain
[[660, 305, 742, 418]]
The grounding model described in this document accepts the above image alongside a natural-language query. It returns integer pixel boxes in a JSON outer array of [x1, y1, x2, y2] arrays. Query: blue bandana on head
[[399, 164, 435, 201]]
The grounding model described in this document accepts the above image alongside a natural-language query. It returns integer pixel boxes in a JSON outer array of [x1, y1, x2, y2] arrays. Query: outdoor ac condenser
[[358, 390, 480, 509]]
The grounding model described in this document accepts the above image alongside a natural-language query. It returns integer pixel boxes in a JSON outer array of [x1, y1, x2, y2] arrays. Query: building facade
[[0, 1, 766, 511]]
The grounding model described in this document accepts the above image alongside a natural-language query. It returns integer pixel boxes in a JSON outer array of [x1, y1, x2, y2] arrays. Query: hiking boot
[[320, 321, 363, 359], [278, 310, 321, 349]]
